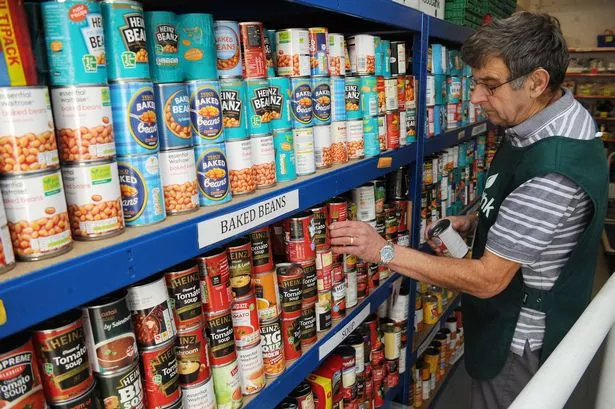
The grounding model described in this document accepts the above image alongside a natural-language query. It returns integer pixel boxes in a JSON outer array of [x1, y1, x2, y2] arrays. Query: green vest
[[462, 136, 607, 380]]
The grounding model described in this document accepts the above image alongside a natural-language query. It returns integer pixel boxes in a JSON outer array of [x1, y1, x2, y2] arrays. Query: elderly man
[[330, 12, 607, 408]]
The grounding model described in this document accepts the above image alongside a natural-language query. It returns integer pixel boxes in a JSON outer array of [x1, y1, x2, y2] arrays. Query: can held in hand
[[176, 325, 210, 387], [344, 76, 361, 120], [427, 218, 468, 258], [272, 129, 297, 182], [330, 76, 346, 122], [214, 20, 243, 79], [276, 29, 310, 77], [362, 116, 380, 158], [293, 127, 315, 176], [290, 77, 313, 127], [140, 340, 181, 409], [308, 27, 328, 77], [269, 77, 292, 130], [220, 79, 248, 140], [360, 76, 378, 117], [154, 83, 192, 150], [346, 119, 364, 160], [145, 11, 181, 83], [96, 360, 144, 409], [194, 143, 231, 206], [188, 79, 224, 145], [245, 79, 272, 136], [177, 13, 217, 81], [159, 148, 199, 215], [251, 134, 276, 189], [328, 33, 345, 76], [260, 318, 286, 378], [225, 138, 255, 195], [236, 342, 265, 395], [311, 76, 331, 125]]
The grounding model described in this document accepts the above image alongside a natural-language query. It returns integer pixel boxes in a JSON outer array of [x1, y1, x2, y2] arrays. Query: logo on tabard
[[480, 173, 498, 218]]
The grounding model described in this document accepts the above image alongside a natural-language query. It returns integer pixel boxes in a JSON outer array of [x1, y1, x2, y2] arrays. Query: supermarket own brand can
[[250, 226, 274, 274], [0, 169, 73, 260], [211, 360, 242, 409], [313, 125, 332, 168], [376, 76, 386, 114], [239, 22, 266, 80], [196, 248, 233, 314], [110, 81, 159, 156], [382, 39, 392, 78], [397, 75, 406, 111], [246, 79, 272, 136], [175, 324, 210, 387], [362, 116, 380, 157], [399, 109, 407, 146], [177, 13, 217, 81], [0, 86, 59, 174], [300, 303, 317, 346], [164, 262, 203, 331], [62, 160, 124, 240], [281, 315, 302, 362], [159, 148, 199, 215], [96, 360, 144, 409], [101, 1, 149, 81], [118, 153, 166, 226], [406, 108, 417, 143], [236, 342, 266, 396], [187, 79, 224, 145], [308, 27, 329, 77], [330, 121, 348, 164], [293, 127, 315, 176], [272, 129, 297, 182], [405, 75, 416, 108], [330, 76, 346, 122], [260, 318, 286, 378], [276, 29, 310, 78], [299, 259, 317, 303], [315, 248, 334, 291], [154, 83, 192, 150], [269, 77, 292, 130], [386, 111, 400, 150], [276, 263, 304, 318], [194, 143, 232, 207], [231, 291, 261, 348], [144, 11, 181, 83], [331, 280, 346, 321], [390, 41, 406, 76], [328, 33, 345, 76], [344, 76, 361, 120], [254, 269, 281, 321], [316, 289, 333, 330], [220, 79, 248, 140], [290, 77, 313, 127], [447, 76, 461, 103], [182, 377, 216, 409], [139, 340, 181, 409], [311, 76, 331, 125], [251, 134, 277, 188], [205, 310, 237, 366], [214, 20, 243, 78], [41, 1, 107, 86], [384, 78, 398, 111], [348, 35, 375, 75], [359, 76, 378, 117], [346, 119, 364, 160], [225, 138, 255, 195], [51, 85, 116, 163]]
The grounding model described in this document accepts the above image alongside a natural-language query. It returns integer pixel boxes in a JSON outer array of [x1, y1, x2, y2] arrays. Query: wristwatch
[[379, 241, 395, 265]]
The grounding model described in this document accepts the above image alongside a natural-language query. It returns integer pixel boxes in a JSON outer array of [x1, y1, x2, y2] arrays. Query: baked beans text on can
[[260, 318, 286, 378], [177, 13, 217, 81], [215, 20, 243, 78], [176, 325, 210, 387], [144, 11, 181, 83], [140, 340, 181, 409], [205, 310, 236, 366], [97, 361, 144, 409], [346, 119, 364, 159], [269, 77, 292, 130], [194, 143, 232, 207], [239, 22, 267, 79], [159, 148, 199, 215], [276, 29, 310, 77], [311, 77, 331, 125], [344, 77, 361, 120], [225, 138, 255, 195], [164, 262, 203, 331], [188, 80, 224, 144], [197, 248, 233, 314], [290, 77, 313, 127], [251, 134, 277, 188], [154, 83, 192, 150], [220, 79, 248, 140], [236, 342, 266, 395], [118, 154, 166, 226], [245, 79, 272, 136]]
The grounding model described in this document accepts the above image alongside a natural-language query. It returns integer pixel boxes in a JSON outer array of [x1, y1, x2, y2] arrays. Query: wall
[[516, 0, 615, 48]]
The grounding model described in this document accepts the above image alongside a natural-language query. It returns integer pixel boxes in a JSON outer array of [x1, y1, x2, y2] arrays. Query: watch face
[[381, 244, 394, 263]]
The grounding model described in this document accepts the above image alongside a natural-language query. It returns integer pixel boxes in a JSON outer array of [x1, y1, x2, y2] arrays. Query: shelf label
[[318, 303, 371, 360], [457, 130, 465, 140], [471, 122, 487, 136], [197, 190, 299, 248], [377, 157, 393, 168]]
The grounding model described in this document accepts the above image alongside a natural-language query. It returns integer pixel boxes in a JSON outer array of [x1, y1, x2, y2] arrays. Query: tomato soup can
[[211, 360, 242, 409], [330, 121, 348, 164], [331, 281, 346, 321], [197, 247, 233, 314], [96, 360, 144, 409], [292, 127, 315, 176], [269, 77, 292, 131], [101, 1, 149, 81], [1, 169, 72, 260], [159, 148, 199, 215], [245, 79, 272, 136], [310, 204, 329, 250], [181, 377, 216, 409], [47, 381, 102, 409], [187, 79, 224, 145], [164, 262, 203, 331], [362, 116, 380, 158], [313, 125, 332, 169], [299, 259, 317, 304], [0, 334, 46, 409], [260, 318, 286, 378], [311, 77, 331, 125], [316, 290, 332, 331], [236, 342, 266, 396], [154, 83, 191, 150], [386, 111, 400, 150], [285, 211, 316, 262], [276, 29, 310, 78], [0, 86, 59, 175], [139, 340, 181, 409], [300, 303, 317, 347], [231, 291, 261, 348], [330, 76, 346, 122], [344, 76, 361, 120], [316, 249, 334, 291], [327, 197, 347, 224], [225, 138, 256, 195], [328, 33, 345, 76], [357, 265, 368, 301], [290, 77, 313, 128], [194, 143, 232, 207], [51, 85, 116, 162], [215, 20, 243, 79], [32, 310, 94, 403], [347, 35, 375, 75], [205, 309, 237, 367], [250, 226, 274, 274], [281, 315, 302, 362], [308, 27, 328, 77], [346, 119, 364, 160], [272, 129, 297, 182], [177, 13, 217, 81], [239, 22, 267, 79], [276, 263, 304, 318], [427, 218, 468, 258], [220, 79, 248, 140], [109, 81, 159, 155], [251, 134, 276, 189], [176, 325, 210, 387], [254, 270, 281, 321], [144, 11, 180, 83]]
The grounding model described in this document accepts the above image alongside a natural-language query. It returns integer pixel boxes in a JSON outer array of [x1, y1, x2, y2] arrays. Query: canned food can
[[290, 77, 313, 127], [227, 237, 253, 298], [264, 29, 276, 78], [447, 76, 461, 103], [3, 2, 41, 87], [328, 33, 345, 76], [405, 108, 416, 144], [369, 263, 380, 291], [0, 86, 59, 174], [383, 323, 401, 360], [396, 75, 406, 112], [1, 169, 72, 260], [327, 197, 347, 224], [398, 109, 407, 147], [426, 75, 435, 107], [220, 79, 248, 140], [0, 225, 16, 275], [159, 149, 199, 215], [46, 381, 101, 409], [374, 36, 383, 77], [386, 111, 400, 150], [140, 340, 181, 409], [299, 259, 317, 303], [382, 40, 391, 78], [101, 1, 149, 81], [376, 114, 386, 151], [313, 125, 332, 169], [347, 35, 375, 75], [236, 342, 266, 395], [405, 76, 416, 109], [276, 263, 304, 318], [330, 76, 346, 122], [308, 27, 328, 77], [344, 76, 361, 120], [164, 262, 203, 331], [300, 303, 317, 347], [285, 211, 316, 262], [181, 377, 216, 409], [384, 78, 398, 111], [281, 315, 302, 362], [276, 29, 310, 77], [346, 271, 358, 308], [176, 324, 210, 387], [375, 76, 386, 115], [211, 360, 242, 409], [144, 11, 181, 83], [41, 1, 107, 86], [214, 20, 243, 79], [330, 121, 348, 164], [310, 204, 330, 250], [293, 127, 315, 176], [311, 77, 332, 126], [154, 83, 192, 150], [251, 134, 276, 188], [231, 291, 261, 348], [272, 129, 297, 182], [357, 264, 368, 300], [254, 270, 280, 321], [362, 116, 380, 158], [390, 41, 406, 76], [205, 310, 237, 366], [177, 13, 217, 81], [187, 79, 224, 145], [95, 359, 144, 409], [250, 226, 274, 274], [110, 81, 158, 155], [316, 290, 333, 330], [245, 78, 272, 136], [346, 119, 364, 160], [194, 143, 232, 207], [225, 138, 255, 195], [260, 318, 286, 378], [271, 223, 288, 257], [197, 247, 233, 314], [359, 76, 378, 117], [427, 218, 468, 258], [269, 77, 292, 130], [331, 280, 346, 321], [316, 249, 334, 291], [239, 22, 267, 79]]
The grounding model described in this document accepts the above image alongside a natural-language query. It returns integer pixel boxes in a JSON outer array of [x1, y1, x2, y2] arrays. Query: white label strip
[[471, 122, 487, 136], [319, 303, 371, 360], [457, 130, 465, 140], [197, 190, 299, 248], [417, 321, 441, 357]]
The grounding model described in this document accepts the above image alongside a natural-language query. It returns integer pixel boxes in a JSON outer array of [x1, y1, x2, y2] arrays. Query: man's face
[[470, 57, 532, 127]]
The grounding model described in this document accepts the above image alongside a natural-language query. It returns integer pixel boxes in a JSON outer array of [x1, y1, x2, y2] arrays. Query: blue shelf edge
[[424, 121, 493, 156], [428, 16, 475, 43]]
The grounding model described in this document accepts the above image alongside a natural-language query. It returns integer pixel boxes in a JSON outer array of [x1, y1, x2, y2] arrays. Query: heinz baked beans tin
[[144, 11, 181, 83], [276, 29, 310, 78], [300, 303, 317, 347], [344, 77, 361, 120], [154, 83, 192, 150], [159, 148, 199, 215], [292, 127, 315, 176], [313, 125, 332, 169], [272, 129, 297, 182], [290, 77, 313, 128], [245, 79, 272, 136], [220, 79, 248, 140], [308, 27, 328, 77], [330, 121, 348, 164], [211, 360, 242, 409], [281, 315, 302, 362], [363, 116, 380, 158], [330, 76, 346, 122], [299, 259, 317, 303], [215, 20, 243, 79], [260, 318, 286, 378], [140, 340, 181, 409], [311, 76, 331, 125], [239, 22, 267, 79], [82, 290, 138, 374], [187, 79, 224, 145], [164, 262, 203, 331], [176, 324, 210, 387], [194, 143, 232, 207], [269, 77, 292, 130], [316, 290, 333, 331], [310, 204, 329, 250], [177, 13, 217, 81], [0, 334, 46, 409], [62, 160, 125, 240], [197, 247, 233, 314], [236, 342, 266, 395], [225, 138, 256, 195], [328, 33, 345, 76], [32, 310, 95, 403], [276, 263, 304, 319], [182, 377, 216, 409], [251, 134, 277, 189], [346, 119, 364, 159], [96, 360, 144, 409], [205, 309, 237, 366], [250, 226, 274, 273], [231, 291, 261, 348], [254, 270, 281, 321]]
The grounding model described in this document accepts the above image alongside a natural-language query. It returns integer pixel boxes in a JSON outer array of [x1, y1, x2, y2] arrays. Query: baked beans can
[[390, 41, 406, 76], [260, 318, 286, 378], [214, 20, 243, 79], [308, 27, 328, 77], [281, 315, 302, 362], [254, 270, 281, 321], [1, 169, 72, 260], [316, 290, 332, 331], [311, 77, 331, 125], [139, 340, 181, 409], [231, 292, 261, 348], [299, 259, 317, 303], [197, 247, 233, 314], [187, 79, 224, 145], [290, 77, 313, 127], [251, 134, 277, 188], [315, 249, 334, 291], [41, 1, 106, 86], [313, 125, 332, 169], [276, 29, 310, 78], [154, 83, 192, 150], [384, 78, 398, 111], [331, 280, 346, 321], [310, 204, 330, 250], [300, 304, 317, 347], [51, 86, 116, 163], [245, 79, 272, 136], [227, 237, 253, 297], [269, 77, 292, 130], [386, 111, 400, 150], [276, 263, 304, 318], [272, 129, 297, 182], [362, 116, 380, 158], [96, 360, 144, 409], [144, 11, 180, 83], [330, 121, 348, 164], [0, 334, 47, 409], [347, 35, 375, 75], [330, 76, 346, 122], [0, 86, 59, 174], [118, 153, 166, 226], [175, 325, 210, 387], [101, 1, 149, 81], [264, 29, 276, 78], [159, 149, 199, 215], [109, 81, 159, 156], [346, 119, 364, 160], [182, 377, 216, 409], [0, 1, 37, 86], [359, 76, 378, 117], [293, 127, 316, 176], [328, 33, 345, 76], [32, 311, 94, 403], [239, 22, 267, 79], [447, 76, 461, 103], [344, 76, 361, 120], [236, 342, 265, 396], [205, 310, 237, 367], [176, 13, 217, 81], [250, 226, 274, 273], [194, 143, 232, 207], [220, 79, 248, 140], [225, 138, 255, 195], [164, 262, 203, 331]]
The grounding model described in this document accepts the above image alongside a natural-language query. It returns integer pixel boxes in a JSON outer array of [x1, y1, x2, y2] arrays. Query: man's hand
[[329, 220, 386, 263], [425, 214, 476, 255]]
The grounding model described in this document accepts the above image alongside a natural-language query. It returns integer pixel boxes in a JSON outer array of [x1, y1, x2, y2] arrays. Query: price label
[[457, 130, 466, 140], [318, 303, 371, 359], [471, 122, 487, 136], [377, 157, 393, 168]]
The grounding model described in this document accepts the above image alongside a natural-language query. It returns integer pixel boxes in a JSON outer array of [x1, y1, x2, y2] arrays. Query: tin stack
[[328, 32, 350, 165]]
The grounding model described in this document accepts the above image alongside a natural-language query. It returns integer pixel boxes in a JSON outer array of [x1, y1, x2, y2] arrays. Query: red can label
[[197, 250, 233, 314], [205, 310, 236, 366], [311, 205, 330, 250], [276, 264, 304, 318], [0, 336, 46, 409], [299, 259, 317, 304], [316, 249, 334, 291], [376, 77, 385, 115], [284, 214, 316, 262], [327, 199, 347, 225], [331, 281, 346, 321], [240, 22, 267, 79], [281, 316, 302, 362], [249, 226, 274, 274], [140, 342, 180, 409], [332, 263, 344, 283], [165, 264, 203, 331], [356, 263, 368, 300], [396, 75, 406, 111], [385, 111, 400, 150], [231, 292, 261, 348], [260, 319, 286, 378], [175, 326, 210, 387], [270, 223, 286, 258], [393, 199, 408, 232]]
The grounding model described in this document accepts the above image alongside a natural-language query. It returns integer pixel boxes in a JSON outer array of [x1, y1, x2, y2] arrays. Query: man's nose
[[470, 87, 489, 105]]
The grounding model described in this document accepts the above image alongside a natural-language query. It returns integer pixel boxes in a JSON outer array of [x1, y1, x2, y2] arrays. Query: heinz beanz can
[[154, 83, 192, 150], [110, 81, 159, 155], [311, 76, 331, 125], [330, 76, 346, 122], [101, 0, 149, 81], [246, 79, 272, 136], [220, 79, 248, 140], [269, 77, 292, 130], [188, 79, 224, 145], [144, 11, 181, 83], [194, 144, 232, 207], [177, 13, 217, 81], [118, 153, 166, 226], [214, 20, 243, 79], [360, 75, 378, 117], [41, 1, 107, 86], [363, 116, 380, 157], [345, 76, 361, 120], [272, 129, 297, 182], [290, 77, 313, 128]]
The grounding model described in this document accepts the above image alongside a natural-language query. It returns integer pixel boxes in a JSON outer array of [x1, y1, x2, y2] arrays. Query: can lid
[[277, 397, 299, 409], [290, 381, 312, 397], [333, 345, 356, 359], [344, 333, 364, 346], [276, 263, 303, 277], [427, 218, 451, 238]]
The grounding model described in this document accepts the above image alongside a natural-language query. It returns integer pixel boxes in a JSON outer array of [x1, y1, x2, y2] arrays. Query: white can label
[[399, 110, 407, 146], [389, 293, 409, 323], [352, 185, 375, 222], [377, 300, 388, 319], [182, 378, 216, 409], [251, 135, 276, 187], [237, 344, 265, 395], [332, 281, 345, 302], [276, 30, 310, 77], [414, 308, 424, 330], [330, 121, 347, 143], [0, 225, 15, 267], [348, 35, 375, 74], [313, 125, 332, 168], [0, 189, 6, 226], [399, 344, 407, 374], [225, 139, 253, 171], [293, 128, 315, 175], [426, 76, 435, 106], [346, 120, 364, 158], [384, 79, 399, 111], [159, 149, 199, 213], [346, 271, 358, 308]]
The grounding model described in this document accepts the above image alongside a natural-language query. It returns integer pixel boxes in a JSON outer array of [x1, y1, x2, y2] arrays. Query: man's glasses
[[469, 70, 535, 96]]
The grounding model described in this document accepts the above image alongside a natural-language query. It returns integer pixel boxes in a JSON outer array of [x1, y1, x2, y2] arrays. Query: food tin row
[[424, 102, 487, 139], [429, 44, 473, 77], [425, 74, 471, 106]]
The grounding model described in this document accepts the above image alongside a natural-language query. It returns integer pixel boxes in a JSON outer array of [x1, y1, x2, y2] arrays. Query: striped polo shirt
[[484, 88, 597, 356]]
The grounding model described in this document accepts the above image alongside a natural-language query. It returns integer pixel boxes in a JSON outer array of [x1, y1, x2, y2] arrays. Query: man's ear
[[528, 68, 551, 98]]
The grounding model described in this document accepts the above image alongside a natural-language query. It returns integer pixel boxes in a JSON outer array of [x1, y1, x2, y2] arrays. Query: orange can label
[[0, 336, 46, 409], [254, 270, 281, 321]]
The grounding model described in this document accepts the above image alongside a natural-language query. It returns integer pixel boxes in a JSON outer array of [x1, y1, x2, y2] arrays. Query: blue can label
[[447, 77, 461, 103], [345, 77, 361, 120], [311, 78, 331, 125], [194, 144, 232, 206], [155, 83, 191, 150], [363, 116, 380, 157], [290, 79, 313, 127], [188, 81, 224, 144], [273, 129, 297, 182], [119, 154, 166, 226], [246, 80, 272, 135], [330, 77, 346, 122], [214, 21, 242, 78], [178, 14, 218, 81], [360, 76, 378, 117], [269, 77, 292, 131], [220, 80, 248, 140]]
